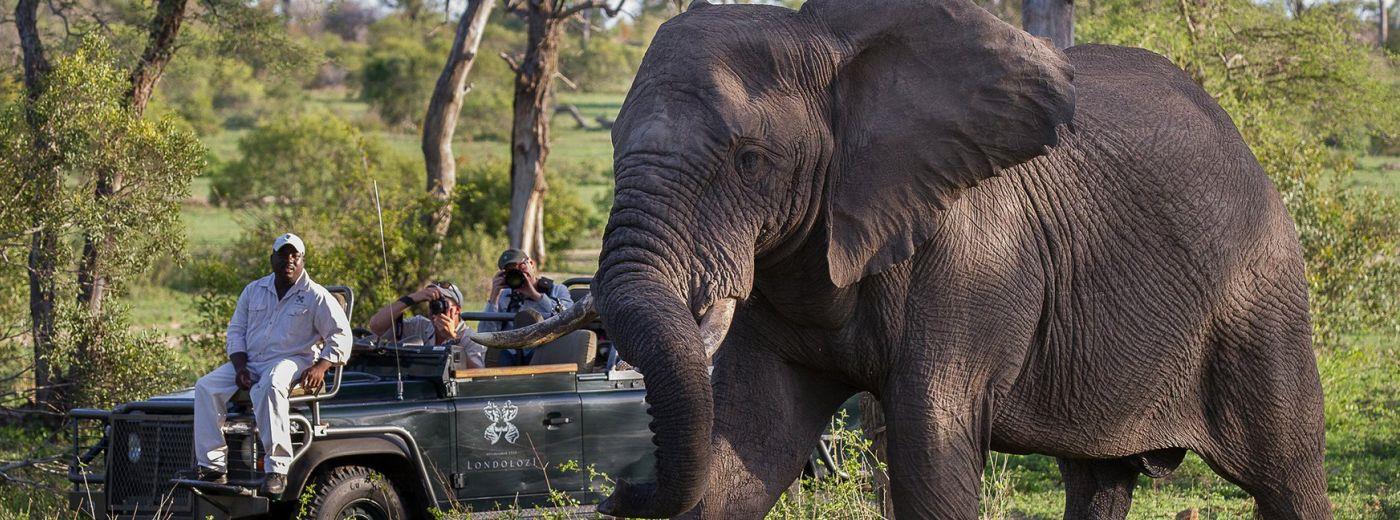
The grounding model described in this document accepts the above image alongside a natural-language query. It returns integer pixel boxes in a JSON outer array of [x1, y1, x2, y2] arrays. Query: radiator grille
[[108, 414, 194, 518]]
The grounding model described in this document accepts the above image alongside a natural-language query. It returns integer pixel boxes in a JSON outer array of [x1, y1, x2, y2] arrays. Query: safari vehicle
[[66, 280, 854, 519]]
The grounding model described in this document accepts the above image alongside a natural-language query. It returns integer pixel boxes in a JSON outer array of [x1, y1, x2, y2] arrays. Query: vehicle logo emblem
[[483, 401, 519, 445]]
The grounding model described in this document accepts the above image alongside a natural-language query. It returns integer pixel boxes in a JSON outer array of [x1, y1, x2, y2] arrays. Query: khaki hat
[[497, 248, 530, 269]]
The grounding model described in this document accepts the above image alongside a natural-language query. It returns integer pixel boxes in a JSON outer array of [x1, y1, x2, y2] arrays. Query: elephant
[[474, 0, 1332, 518]]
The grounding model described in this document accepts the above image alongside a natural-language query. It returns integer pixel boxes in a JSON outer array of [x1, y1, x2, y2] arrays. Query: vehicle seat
[[568, 287, 589, 304], [529, 330, 596, 372]]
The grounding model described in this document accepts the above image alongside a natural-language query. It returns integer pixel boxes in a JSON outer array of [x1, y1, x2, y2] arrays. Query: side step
[[169, 478, 259, 497]]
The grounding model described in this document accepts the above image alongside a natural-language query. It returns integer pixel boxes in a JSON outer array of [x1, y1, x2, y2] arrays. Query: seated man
[[479, 249, 573, 366], [367, 281, 485, 369], [191, 233, 352, 496]]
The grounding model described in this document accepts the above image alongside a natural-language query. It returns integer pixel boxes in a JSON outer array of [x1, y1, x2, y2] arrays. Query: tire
[[304, 465, 407, 520]]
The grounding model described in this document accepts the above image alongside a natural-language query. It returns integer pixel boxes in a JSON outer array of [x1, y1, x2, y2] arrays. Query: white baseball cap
[[271, 233, 305, 254]]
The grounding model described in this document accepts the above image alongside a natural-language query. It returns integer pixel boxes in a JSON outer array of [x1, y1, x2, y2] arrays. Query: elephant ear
[[803, 0, 1075, 287]]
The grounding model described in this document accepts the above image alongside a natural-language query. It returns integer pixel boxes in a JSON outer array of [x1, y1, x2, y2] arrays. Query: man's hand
[[431, 312, 460, 341], [235, 368, 255, 391], [231, 352, 254, 390], [299, 359, 333, 393], [489, 271, 507, 301], [517, 270, 542, 300], [410, 285, 444, 305]]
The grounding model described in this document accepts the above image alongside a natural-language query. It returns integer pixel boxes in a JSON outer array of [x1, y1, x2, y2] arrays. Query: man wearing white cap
[[189, 232, 353, 497]]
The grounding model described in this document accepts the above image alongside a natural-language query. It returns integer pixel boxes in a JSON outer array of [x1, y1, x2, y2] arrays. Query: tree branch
[[555, 0, 623, 19], [499, 51, 522, 73]]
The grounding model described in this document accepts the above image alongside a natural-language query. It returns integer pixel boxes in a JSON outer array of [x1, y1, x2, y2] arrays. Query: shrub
[[357, 16, 449, 127], [209, 113, 418, 207], [560, 35, 645, 93], [451, 160, 605, 256]]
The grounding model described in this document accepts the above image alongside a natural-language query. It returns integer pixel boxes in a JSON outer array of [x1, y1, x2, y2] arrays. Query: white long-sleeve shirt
[[225, 272, 353, 365]]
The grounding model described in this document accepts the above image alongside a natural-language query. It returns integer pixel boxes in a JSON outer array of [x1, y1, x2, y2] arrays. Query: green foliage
[[1079, 0, 1400, 347], [767, 415, 886, 520], [451, 160, 606, 257], [358, 16, 451, 127], [209, 113, 418, 207], [0, 35, 205, 408], [560, 35, 645, 93], [52, 303, 199, 408]]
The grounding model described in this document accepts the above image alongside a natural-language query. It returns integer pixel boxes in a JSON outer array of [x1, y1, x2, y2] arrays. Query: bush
[[357, 16, 449, 127], [451, 160, 605, 256], [209, 113, 419, 207], [560, 34, 645, 93]]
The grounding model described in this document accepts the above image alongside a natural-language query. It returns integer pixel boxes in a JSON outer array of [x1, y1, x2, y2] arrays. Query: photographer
[[368, 281, 485, 369], [479, 249, 573, 366]]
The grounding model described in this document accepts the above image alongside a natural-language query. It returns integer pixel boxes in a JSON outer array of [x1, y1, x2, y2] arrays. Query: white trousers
[[193, 357, 310, 475]]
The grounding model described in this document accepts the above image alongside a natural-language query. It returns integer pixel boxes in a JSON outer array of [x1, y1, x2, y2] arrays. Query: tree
[[421, 0, 497, 281], [14, 0, 62, 410], [501, 0, 621, 265], [2, 36, 204, 410], [1381, 0, 1390, 47], [1023, 0, 1073, 49], [10, 0, 266, 410], [75, 0, 191, 316]]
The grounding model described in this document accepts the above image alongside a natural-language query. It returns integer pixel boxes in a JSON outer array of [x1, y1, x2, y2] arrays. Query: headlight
[[126, 433, 142, 463]]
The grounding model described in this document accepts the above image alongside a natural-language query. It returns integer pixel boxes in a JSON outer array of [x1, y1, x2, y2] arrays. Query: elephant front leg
[[884, 384, 995, 520], [682, 345, 855, 520]]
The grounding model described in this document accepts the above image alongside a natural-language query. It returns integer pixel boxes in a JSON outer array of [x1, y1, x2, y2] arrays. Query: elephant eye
[[735, 148, 770, 177]]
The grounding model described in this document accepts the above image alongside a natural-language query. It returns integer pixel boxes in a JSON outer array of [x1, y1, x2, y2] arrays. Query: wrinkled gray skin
[[591, 1, 1331, 519]]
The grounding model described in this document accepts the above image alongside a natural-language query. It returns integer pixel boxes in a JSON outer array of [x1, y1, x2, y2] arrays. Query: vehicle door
[[451, 370, 584, 503]]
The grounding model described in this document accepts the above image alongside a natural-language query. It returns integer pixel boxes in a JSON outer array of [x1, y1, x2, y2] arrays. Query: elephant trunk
[[593, 245, 713, 518]]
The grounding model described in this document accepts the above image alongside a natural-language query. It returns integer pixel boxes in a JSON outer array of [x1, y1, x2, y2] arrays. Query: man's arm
[[477, 292, 503, 332], [301, 292, 353, 392], [314, 292, 353, 365], [526, 283, 574, 318]]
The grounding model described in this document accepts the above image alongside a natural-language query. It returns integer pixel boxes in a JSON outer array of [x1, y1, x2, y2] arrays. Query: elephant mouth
[[470, 293, 739, 360]]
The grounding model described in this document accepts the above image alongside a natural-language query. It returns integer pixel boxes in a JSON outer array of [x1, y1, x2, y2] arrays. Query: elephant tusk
[[698, 298, 737, 360], [469, 294, 598, 349]]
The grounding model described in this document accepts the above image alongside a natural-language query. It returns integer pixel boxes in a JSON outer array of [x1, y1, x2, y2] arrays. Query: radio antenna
[[372, 180, 405, 401]]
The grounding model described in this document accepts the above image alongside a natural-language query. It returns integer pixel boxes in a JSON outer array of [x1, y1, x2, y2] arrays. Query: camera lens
[[429, 299, 449, 315], [505, 270, 526, 289]]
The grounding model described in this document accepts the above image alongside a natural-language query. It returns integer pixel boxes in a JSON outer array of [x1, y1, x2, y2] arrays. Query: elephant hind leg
[[1193, 306, 1332, 518], [1058, 457, 1140, 520]]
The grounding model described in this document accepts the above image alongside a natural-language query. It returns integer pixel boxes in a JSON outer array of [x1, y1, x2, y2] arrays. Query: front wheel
[[304, 465, 406, 520]]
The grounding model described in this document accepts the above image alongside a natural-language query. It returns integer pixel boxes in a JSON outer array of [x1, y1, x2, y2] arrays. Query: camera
[[428, 298, 450, 315], [504, 268, 527, 290]]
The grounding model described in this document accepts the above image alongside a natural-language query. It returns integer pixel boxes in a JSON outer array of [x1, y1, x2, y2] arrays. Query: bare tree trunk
[[506, 8, 566, 265], [505, 0, 620, 265], [1381, 0, 1390, 47], [580, 8, 591, 47], [76, 0, 188, 315], [1022, 0, 1073, 49], [555, 104, 590, 129], [420, 0, 496, 282], [16, 0, 63, 412]]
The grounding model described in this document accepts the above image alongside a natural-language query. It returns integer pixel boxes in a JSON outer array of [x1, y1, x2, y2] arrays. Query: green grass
[[1353, 155, 1399, 197]]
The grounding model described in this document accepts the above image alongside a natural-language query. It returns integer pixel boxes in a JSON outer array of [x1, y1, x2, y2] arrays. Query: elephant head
[[474, 0, 1074, 516]]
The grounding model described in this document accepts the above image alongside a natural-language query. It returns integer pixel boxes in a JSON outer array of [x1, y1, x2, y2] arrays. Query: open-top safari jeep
[[67, 279, 857, 519]]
